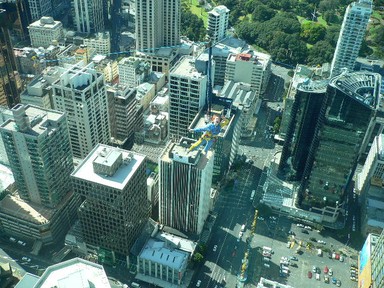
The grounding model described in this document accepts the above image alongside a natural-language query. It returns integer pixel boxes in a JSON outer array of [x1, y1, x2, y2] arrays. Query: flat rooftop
[[160, 139, 213, 170], [0, 105, 64, 135], [71, 144, 146, 190], [0, 191, 74, 225], [34, 258, 110, 288], [170, 56, 205, 79]]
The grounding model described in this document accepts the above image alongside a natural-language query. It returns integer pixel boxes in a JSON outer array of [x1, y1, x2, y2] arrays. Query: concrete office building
[[225, 51, 271, 96], [118, 57, 151, 87], [207, 5, 229, 43], [159, 138, 214, 234], [169, 56, 208, 140], [0, 104, 73, 208], [27, 0, 52, 22], [71, 144, 150, 258], [330, 0, 372, 77], [72, 0, 104, 34], [107, 85, 143, 146], [0, 104, 80, 244], [0, 10, 22, 108], [299, 72, 381, 222], [0, 106, 12, 165], [83, 32, 111, 55], [28, 17, 63, 48], [30, 257, 111, 288], [135, 0, 180, 52], [356, 135, 384, 236], [52, 64, 110, 158]]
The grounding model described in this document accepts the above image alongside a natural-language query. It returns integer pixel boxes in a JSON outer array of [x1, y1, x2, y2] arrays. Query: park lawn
[[183, 0, 209, 27], [297, 15, 328, 27]]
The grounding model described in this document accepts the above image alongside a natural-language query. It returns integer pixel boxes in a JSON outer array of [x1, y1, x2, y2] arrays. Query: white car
[[22, 257, 31, 262], [196, 280, 201, 287], [317, 240, 326, 245], [296, 223, 304, 228], [213, 245, 218, 252], [304, 226, 312, 231]]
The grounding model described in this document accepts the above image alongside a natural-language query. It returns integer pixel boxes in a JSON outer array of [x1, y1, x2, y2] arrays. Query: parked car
[[288, 230, 295, 236], [312, 266, 317, 273], [304, 226, 312, 230], [289, 256, 298, 261], [316, 273, 320, 281], [324, 275, 330, 283], [22, 257, 31, 262], [331, 277, 337, 284], [336, 279, 341, 287], [339, 255, 344, 262], [196, 280, 201, 287], [297, 223, 305, 228], [308, 271, 313, 279], [301, 229, 309, 234], [328, 268, 333, 276], [286, 241, 291, 248], [213, 245, 218, 252], [257, 216, 265, 221], [317, 240, 326, 245]]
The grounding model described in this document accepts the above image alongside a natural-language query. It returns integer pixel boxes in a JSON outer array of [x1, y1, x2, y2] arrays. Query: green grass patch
[[298, 15, 328, 27], [306, 43, 313, 49], [183, 0, 209, 27], [317, 15, 328, 27]]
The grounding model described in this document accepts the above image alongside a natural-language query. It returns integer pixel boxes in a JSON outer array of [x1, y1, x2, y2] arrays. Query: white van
[[317, 249, 322, 257], [250, 190, 256, 201], [9, 237, 16, 242]]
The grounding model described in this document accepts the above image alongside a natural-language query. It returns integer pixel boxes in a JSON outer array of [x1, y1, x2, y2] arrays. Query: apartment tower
[[0, 104, 73, 207], [207, 5, 229, 43], [52, 64, 110, 158], [159, 138, 213, 234], [135, 0, 180, 52], [330, 0, 372, 77], [71, 144, 150, 257]]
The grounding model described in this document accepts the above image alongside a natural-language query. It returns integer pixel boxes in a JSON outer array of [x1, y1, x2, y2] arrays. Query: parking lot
[[247, 213, 359, 287]]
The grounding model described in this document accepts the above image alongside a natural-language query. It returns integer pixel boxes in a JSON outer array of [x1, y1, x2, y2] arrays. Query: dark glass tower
[[300, 72, 381, 210], [0, 9, 21, 108]]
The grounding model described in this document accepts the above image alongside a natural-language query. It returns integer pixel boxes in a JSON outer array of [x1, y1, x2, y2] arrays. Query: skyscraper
[[299, 72, 381, 219], [330, 0, 372, 77], [135, 0, 180, 52], [0, 9, 21, 108], [159, 138, 213, 234], [169, 55, 208, 140], [0, 104, 73, 208], [72, 0, 104, 34], [207, 5, 229, 43], [52, 64, 110, 158], [27, 0, 52, 22], [71, 144, 150, 256]]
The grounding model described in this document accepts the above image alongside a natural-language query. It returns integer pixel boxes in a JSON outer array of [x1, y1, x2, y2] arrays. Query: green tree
[[235, 21, 258, 43], [324, 25, 340, 46], [180, 9, 206, 41], [300, 22, 326, 44], [323, 10, 340, 24], [193, 252, 204, 263], [359, 39, 374, 57], [307, 40, 335, 65], [252, 4, 276, 22], [372, 26, 384, 47]]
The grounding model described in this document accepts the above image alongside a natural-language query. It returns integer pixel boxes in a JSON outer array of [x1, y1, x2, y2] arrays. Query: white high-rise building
[[330, 0, 372, 77], [225, 51, 271, 96], [207, 5, 229, 43], [27, 0, 53, 22], [0, 104, 73, 208], [72, 0, 104, 34], [159, 138, 213, 234], [52, 64, 110, 158], [135, 0, 180, 52], [118, 57, 151, 87], [28, 17, 63, 48], [169, 56, 207, 140]]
